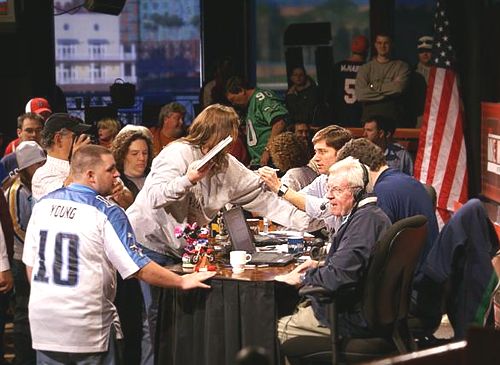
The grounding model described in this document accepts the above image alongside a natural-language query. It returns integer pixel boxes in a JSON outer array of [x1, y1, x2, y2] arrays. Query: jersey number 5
[[33, 230, 80, 286], [344, 78, 357, 104]]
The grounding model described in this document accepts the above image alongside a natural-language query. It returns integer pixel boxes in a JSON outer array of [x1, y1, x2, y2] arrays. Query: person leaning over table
[[126, 103, 316, 364], [258, 125, 352, 233], [275, 157, 391, 359]]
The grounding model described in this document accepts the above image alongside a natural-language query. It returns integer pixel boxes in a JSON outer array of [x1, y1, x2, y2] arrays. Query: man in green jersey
[[226, 76, 288, 166]]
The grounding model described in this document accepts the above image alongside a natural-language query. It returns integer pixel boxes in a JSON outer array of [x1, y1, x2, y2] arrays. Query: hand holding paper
[[196, 136, 233, 171], [187, 160, 214, 184]]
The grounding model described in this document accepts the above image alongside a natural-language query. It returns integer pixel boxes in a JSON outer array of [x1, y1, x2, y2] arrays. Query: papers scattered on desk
[[265, 230, 314, 238]]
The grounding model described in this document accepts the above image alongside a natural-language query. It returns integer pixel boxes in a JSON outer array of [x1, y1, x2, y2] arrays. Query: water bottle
[[262, 217, 269, 234]]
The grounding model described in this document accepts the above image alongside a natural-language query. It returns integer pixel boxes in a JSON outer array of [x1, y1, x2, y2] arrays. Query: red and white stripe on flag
[[414, 66, 468, 227]]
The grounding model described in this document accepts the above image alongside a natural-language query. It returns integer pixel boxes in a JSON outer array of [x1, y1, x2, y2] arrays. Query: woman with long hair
[[126, 104, 312, 363], [111, 130, 153, 199]]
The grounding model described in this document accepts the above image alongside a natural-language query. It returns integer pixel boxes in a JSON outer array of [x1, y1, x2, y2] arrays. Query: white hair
[[117, 125, 153, 140], [329, 156, 371, 192]]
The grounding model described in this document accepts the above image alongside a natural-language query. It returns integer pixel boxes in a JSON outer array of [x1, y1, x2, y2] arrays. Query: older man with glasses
[[276, 157, 391, 360]]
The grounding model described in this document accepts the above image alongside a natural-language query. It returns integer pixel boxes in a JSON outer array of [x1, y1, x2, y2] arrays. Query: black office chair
[[414, 198, 499, 341], [281, 215, 428, 364]]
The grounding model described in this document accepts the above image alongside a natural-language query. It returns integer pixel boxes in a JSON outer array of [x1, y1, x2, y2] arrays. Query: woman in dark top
[[285, 66, 321, 125], [111, 130, 153, 199], [110, 129, 154, 365]]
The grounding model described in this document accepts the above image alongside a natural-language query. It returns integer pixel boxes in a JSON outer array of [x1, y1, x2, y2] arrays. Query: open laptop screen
[[223, 207, 257, 253]]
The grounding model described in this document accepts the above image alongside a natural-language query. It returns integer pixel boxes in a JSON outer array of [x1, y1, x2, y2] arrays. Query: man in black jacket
[[276, 156, 391, 353]]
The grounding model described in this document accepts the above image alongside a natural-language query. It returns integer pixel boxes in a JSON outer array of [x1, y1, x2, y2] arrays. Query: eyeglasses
[[326, 185, 359, 196]]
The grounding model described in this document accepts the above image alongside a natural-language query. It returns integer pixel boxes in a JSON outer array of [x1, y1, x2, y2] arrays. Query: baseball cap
[[417, 36, 433, 52], [16, 141, 46, 171], [43, 113, 91, 135], [25, 98, 52, 116], [351, 35, 369, 54]]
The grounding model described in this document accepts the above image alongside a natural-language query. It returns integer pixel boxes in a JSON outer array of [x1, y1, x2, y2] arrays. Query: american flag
[[414, 0, 468, 227]]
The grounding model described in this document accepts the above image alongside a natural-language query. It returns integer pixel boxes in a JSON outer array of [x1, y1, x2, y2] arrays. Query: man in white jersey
[[23, 145, 214, 365]]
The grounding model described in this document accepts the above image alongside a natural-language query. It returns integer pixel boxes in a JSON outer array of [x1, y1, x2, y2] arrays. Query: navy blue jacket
[[374, 168, 439, 277], [303, 197, 391, 329]]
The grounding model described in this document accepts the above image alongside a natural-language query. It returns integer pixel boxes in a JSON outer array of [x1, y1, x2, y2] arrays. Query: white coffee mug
[[230, 250, 252, 273]]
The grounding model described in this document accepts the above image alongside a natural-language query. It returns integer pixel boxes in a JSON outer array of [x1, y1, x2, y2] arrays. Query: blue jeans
[[12, 259, 35, 365], [0, 290, 10, 364], [139, 247, 179, 365], [36, 327, 120, 365]]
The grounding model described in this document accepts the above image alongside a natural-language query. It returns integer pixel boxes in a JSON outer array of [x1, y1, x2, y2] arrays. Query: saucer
[[232, 267, 244, 274]]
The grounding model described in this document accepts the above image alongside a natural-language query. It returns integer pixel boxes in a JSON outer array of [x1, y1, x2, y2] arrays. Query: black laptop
[[222, 207, 295, 266]]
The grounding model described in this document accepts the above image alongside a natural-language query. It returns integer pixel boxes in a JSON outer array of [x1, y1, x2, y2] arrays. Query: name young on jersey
[[50, 204, 77, 219]]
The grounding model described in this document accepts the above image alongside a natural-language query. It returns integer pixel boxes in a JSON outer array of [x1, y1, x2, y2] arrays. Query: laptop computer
[[222, 207, 296, 266]]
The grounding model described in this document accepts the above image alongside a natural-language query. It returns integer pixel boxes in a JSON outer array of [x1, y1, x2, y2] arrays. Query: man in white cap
[[407, 35, 434, 127], [4, 141, 46, 365], [416, 35, 433, 83]]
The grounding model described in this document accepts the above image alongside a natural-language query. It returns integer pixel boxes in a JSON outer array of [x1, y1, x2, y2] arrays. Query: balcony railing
[[57, 75, 137, 85]]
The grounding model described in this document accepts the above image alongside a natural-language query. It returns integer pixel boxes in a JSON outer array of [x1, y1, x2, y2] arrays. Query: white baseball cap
[[15, 141, 46, 171]]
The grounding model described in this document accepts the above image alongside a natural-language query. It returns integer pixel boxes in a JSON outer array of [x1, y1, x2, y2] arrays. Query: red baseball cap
[[25, 98, 52, 117], [351, 35, 369, 54]]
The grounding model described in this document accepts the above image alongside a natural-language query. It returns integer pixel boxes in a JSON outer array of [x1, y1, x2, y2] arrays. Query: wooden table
[[156, 263, 299, 365], [168, 261, 297, 281]]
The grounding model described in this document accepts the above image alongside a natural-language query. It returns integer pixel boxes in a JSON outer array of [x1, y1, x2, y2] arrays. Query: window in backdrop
[[54, 0, 201, 125], [394, 0, 435, 65]]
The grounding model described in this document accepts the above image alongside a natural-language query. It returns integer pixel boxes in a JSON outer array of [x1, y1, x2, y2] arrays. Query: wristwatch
[[277, 183, 289, 197]]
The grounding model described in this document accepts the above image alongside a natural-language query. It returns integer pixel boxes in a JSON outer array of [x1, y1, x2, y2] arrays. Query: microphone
[[320, 200, 329, 211]]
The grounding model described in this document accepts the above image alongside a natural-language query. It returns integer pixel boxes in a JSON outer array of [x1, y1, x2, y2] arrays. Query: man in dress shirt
[[31, 113, 91, 201]]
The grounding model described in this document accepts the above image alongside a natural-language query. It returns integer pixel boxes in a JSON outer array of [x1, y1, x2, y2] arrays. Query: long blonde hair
[[182, 104, 239, 169]]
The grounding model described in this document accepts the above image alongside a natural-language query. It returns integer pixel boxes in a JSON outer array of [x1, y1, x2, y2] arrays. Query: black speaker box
[[84, 0, 126, 15], [84, 106, 117, 126], [284, 22, 332, 46]]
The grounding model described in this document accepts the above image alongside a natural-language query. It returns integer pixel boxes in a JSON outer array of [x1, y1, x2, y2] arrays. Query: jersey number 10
[[33, 230, 80, 287]]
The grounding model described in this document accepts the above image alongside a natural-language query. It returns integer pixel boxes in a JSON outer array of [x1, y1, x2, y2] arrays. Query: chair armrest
[[299, 285, 332, 302], [299, 283, 359, 305]]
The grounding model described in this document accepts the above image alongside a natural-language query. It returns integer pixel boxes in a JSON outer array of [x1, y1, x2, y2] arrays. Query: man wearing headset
[[276, 157, 391, 355], [335, 138, 438, 280]]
